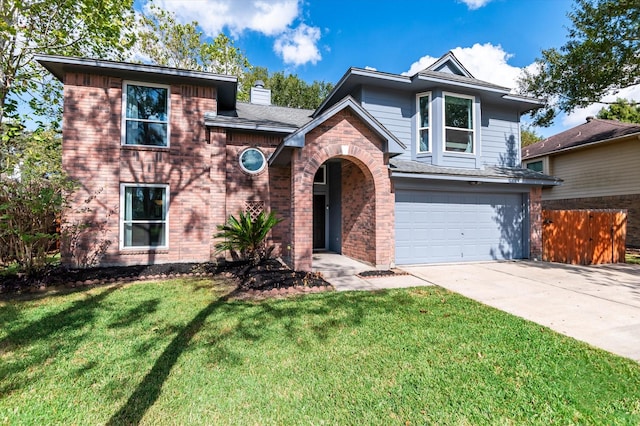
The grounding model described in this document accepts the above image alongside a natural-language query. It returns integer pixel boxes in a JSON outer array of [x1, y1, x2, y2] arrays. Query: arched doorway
[[309, 156, 377, 264]]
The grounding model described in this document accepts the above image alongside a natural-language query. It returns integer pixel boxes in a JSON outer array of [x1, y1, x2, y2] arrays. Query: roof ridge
[[590, 117, 640, 128]]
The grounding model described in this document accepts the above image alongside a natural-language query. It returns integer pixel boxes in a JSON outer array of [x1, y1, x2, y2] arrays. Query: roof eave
[[204, 119, 297, 134], [35, 53, 238, 110], [390, 171, 561, 186]]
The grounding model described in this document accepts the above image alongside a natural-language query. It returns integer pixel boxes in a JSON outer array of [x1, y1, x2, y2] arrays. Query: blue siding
[[360, 87, 413, 160], [480, 104, 521, 167], [357, 86, 522, 169]]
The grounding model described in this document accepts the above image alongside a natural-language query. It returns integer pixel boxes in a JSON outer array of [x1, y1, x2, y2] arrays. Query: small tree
[[0, 126, 75, 272], [214, 210, 282, 265]]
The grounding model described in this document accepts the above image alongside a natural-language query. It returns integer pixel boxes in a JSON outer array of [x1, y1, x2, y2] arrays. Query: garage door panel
[[395, 189, 525, 264]]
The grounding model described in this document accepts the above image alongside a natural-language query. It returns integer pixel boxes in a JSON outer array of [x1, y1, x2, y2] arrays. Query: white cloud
[[144, 0, 322, 67], [151, 0, 299, 36], [274, 24, 322, 66], [459, 0, 493, 10], [404, 43, 523, 90]]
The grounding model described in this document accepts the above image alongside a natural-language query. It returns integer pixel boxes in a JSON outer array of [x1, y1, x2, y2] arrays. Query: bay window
[[416, 92, 432, 152], [443, 93, 475, 153]]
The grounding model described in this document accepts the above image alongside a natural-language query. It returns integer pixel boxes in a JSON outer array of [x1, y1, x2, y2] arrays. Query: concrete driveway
[[404, 261, 640, 362]]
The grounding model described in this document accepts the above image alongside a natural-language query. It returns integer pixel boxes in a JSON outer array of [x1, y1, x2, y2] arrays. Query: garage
[[395, 188, 527, 264]]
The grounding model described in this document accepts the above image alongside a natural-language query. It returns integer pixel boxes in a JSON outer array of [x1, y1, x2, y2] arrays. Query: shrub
[[215, 210, 282, 265], [0, 126, 75, 273]]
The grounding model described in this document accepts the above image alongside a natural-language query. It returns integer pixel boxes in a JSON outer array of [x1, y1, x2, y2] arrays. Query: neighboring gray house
[[523, 117, 640, 247]]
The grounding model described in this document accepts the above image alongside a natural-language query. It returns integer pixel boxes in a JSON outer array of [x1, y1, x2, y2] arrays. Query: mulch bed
[[0, 258, 331, 298]]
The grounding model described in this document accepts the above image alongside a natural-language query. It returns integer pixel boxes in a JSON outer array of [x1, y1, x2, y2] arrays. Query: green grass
[[1, 278, 639, 425], [626, 252, 640, 264]]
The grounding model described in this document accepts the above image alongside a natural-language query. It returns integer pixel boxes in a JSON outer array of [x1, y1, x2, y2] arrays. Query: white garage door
[[395, 190, 526, 264]]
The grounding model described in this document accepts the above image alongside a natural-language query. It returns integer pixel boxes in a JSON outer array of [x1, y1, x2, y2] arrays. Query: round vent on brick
[[239, 148, 266, 174]]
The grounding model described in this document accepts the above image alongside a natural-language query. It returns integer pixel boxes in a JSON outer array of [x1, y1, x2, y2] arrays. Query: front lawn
[[1, 278, 639, 425]]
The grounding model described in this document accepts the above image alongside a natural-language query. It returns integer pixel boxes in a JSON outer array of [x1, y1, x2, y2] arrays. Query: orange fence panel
[[542, 209, 626, 265]]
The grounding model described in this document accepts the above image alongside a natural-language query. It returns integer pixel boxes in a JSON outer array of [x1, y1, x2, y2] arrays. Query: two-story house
[[36, 52, 558, 271]]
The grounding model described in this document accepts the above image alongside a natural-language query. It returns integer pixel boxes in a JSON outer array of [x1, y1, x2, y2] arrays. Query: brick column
[[529, 186, 543, 260]]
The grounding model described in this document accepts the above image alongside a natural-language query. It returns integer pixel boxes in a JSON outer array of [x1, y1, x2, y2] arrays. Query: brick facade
[[290, 110, 395, 271], [529, 187, 543, 260], [543, 194, 640, 247], [62, 72, 218, 266]]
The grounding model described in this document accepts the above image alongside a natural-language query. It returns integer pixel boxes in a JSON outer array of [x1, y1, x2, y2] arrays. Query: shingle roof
[[205, 102, 314, 132], [522, 118, 640, 160], [389, 159, 561, 184]]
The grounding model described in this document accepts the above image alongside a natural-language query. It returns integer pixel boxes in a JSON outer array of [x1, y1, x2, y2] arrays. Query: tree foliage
[[134, 7, 332, 109], [0, 126, 75, 272], [519, 0, 640, 126], [521, 126, 544, 147], [244, 66, 334, 109], [596, 98, 640, 123], [135, 5, 250, 77], [0, 0, 135, 126]]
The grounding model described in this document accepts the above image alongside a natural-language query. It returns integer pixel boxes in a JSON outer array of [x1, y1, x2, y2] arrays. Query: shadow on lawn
[[0, 286, 120, 396], [107, 287, 417, 425], [106, 289, 240, 425]]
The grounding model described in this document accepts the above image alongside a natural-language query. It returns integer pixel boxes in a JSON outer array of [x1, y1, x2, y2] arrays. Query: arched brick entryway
[[289, 110, 394, 271]]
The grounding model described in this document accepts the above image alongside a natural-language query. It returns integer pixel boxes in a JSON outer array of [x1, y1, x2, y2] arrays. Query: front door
[[313, 193, 326, 249]]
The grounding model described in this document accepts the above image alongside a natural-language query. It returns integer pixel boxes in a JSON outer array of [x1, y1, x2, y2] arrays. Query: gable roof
[[522, 118, 640, 160], [205, 102, 313, 133], [35, 54, 238, 110], [421, 51, 474, 78], [315, 53, 543, 117], [269, 96, 405, 165]]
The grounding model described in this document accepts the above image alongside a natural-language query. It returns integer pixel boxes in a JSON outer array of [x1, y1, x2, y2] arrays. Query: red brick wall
[[62, 72, 218, 266], [543, 194, 640, 247], [218, 131, 286, 259], [291, 109, 394, 271], [269, 165, 292, 263], [529, 186, 543, 260], [341, 160, 376, 263]]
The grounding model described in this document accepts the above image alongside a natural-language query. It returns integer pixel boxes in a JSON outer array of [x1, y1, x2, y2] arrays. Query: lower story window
[[525, 160, 544, 173], [121, 184, 168, 248]]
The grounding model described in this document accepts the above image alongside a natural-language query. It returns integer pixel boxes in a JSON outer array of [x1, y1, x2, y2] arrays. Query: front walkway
[[312, 252, 428, 289]]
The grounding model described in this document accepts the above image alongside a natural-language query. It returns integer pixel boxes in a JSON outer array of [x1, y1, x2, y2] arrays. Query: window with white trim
[[525, 160, 544, 173], [416, 92, 432, 153], [443, 93, 475, 153], [121, 184, 169, 248], [239, 148, 266, 174], [122, 82, 169, 147]]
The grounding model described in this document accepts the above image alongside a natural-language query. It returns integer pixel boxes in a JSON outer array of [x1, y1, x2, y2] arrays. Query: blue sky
[[139, 0, 638, 137]]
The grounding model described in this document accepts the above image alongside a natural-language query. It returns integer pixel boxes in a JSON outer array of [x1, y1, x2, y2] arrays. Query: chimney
[[250, 80, 271, 105]]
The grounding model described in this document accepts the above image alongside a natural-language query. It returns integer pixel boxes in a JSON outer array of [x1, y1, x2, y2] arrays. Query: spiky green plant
[[214, 210, 283, 264]]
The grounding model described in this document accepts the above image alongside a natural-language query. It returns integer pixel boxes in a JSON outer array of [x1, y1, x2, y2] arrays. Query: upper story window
[[416, 92, 431, 153], [443, 93, 475, 154], [122, 82, 170, 147]]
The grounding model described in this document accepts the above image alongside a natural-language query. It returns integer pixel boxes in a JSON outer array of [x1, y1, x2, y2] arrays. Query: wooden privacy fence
[[542, 209, 627, 265]]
